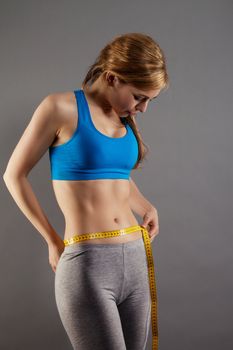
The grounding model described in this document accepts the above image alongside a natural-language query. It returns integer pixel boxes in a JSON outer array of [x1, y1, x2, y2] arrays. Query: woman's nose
[[136, 100, 149, 113]]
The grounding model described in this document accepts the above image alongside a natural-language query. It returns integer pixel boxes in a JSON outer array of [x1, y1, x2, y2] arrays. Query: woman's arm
[[129, 176, 155, 217], [3, 94, 62, 247], [129, 176, 159, 242]]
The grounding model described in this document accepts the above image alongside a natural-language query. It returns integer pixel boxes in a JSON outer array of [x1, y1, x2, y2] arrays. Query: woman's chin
[[120, 112, 130, 117], [121, 111, 137, 117]]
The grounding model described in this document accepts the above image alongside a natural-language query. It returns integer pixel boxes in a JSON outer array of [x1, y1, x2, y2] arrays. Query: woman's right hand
[[48, 237, 65, 273]]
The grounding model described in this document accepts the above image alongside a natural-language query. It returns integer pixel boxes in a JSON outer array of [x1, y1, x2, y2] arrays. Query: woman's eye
[[133, 95, 142, 101]]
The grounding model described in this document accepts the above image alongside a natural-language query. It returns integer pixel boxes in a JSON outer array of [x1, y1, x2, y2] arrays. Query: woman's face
[[109, 79, 161, 118]]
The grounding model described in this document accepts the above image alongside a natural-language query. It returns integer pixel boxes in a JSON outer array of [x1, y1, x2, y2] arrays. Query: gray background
[[1, 0, 232, 349]]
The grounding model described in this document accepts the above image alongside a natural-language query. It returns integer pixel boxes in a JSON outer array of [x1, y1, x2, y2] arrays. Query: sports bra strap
[[74, 89, 92, 129]]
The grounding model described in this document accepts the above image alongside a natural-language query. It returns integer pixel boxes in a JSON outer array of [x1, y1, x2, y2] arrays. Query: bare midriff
[[51, 178, 142, 245]]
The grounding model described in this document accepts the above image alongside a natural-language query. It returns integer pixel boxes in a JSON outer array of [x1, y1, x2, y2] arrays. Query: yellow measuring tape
[[63, 224, 158, 350]]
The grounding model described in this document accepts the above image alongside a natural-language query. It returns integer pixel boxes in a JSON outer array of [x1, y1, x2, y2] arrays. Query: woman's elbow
[[3, 171, 27, 184]]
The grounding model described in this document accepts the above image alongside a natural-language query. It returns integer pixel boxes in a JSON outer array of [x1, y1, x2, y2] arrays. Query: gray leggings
[[55, 237, 151, 350]]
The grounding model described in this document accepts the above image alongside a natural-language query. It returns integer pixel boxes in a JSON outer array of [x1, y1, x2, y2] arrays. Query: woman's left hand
[[141, 206, 159, 243]]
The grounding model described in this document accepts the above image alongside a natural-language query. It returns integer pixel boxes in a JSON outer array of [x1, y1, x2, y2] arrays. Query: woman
[[3, 32, 169, 350]]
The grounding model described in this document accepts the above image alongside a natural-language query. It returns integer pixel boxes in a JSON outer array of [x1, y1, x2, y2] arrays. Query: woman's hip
[[54, 236, 149, 301]]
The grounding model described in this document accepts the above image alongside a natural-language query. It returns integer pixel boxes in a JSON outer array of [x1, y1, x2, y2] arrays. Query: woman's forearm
[[129, 177, 155, 217], [3, 174, 60, 246]]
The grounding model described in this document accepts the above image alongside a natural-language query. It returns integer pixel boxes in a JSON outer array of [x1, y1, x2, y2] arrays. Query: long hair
[[81, 32, 169, 170]]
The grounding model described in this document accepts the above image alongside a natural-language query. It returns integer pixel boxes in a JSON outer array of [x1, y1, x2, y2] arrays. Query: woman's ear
[[106, 71, 117, 85]]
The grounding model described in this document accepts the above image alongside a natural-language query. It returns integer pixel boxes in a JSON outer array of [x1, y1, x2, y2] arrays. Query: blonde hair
[[81, 32, 169, 169]]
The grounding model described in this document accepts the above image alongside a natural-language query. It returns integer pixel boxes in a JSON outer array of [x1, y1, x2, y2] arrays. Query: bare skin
[[51, 74, 160, 244], [3, 72, 160, 271]]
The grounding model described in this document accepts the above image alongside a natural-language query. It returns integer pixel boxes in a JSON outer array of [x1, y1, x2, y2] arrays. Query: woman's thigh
[[55, 244, 127, 349], [117, 238, 151, 350]]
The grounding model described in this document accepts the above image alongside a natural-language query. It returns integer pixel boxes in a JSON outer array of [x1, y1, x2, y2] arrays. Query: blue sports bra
[[48, 89, 139, 180]]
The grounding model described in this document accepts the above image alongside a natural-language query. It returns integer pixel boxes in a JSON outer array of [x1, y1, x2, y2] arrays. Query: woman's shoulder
[[44, 90, 77, 123], [47, 90, 76, 112], [46, 90, 79, 147]]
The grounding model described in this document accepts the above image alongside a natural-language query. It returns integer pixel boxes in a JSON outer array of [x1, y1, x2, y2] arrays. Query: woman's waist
[[63, 212, 143, 244], [64, 204, 136, 230]]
